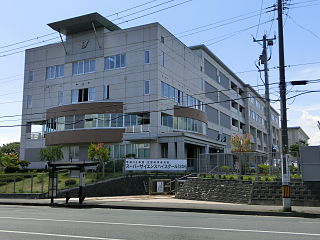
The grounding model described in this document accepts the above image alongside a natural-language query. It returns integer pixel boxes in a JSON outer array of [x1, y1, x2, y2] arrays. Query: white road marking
[[0, 216, 319, 236], [0, 229, 124, 240], [300, 221, 320, 224], [207, 217, 237, 221]]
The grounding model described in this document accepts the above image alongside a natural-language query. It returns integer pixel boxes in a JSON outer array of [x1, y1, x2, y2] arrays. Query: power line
[[116, 0, 192, 25], [0, 81, 284, 120], [0, 93, 285, 128], [256, 0, 265, 38], [111, 0, 175, 22], [106, 0, 160, 18], [0, 0, 161, 50], [286, 14, 320, 41]]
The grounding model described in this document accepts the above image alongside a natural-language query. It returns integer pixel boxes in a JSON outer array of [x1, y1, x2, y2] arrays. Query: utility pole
[[254, 34, 276, 172], [277, 0, 291, 212]]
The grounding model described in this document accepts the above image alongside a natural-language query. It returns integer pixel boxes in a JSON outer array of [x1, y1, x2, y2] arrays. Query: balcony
[[125, 124, 150, 133], [26, 132, 44, 140]]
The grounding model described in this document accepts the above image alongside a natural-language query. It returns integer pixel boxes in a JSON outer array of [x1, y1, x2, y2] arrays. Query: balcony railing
[[26, 132, 44, 140], [125, 124, 150, 133]]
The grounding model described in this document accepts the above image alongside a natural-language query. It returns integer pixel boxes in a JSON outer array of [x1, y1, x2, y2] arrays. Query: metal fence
[[0, 173, 47, 194], [198, 152, 300, 176]]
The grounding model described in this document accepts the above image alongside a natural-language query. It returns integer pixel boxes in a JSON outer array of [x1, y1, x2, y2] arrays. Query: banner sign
[[125, 159, 187, 171]]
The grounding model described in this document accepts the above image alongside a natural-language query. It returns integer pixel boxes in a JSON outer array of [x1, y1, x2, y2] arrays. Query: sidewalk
[[0, 195, 319, 218]]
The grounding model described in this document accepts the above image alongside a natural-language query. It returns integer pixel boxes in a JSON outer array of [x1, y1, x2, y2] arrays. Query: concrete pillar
[[150, 142, 161, 159], [168, 142, 176, 159], [177, 140, 185, 159]]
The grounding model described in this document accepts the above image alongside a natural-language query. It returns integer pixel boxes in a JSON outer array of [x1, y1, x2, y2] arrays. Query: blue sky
[[0, 0, 320, 146]]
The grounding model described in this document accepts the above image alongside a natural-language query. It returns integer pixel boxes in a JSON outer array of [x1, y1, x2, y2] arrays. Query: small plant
[[220, 166, 231, 173], [258, 164, 269, 176], [64, 179, 77, 186]]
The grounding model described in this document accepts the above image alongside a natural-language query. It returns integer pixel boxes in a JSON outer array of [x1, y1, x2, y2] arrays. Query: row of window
[[248, 93, 264, 112], [161, 82, 204, 111], [271, 114, 279, 124], [26, 82, 146, 108], [249, 109, 263, 125], [161, 114, 207, 135], [32, 51, 151, 82], [110, 143, 150, 159], [45, 113, 150, 132]]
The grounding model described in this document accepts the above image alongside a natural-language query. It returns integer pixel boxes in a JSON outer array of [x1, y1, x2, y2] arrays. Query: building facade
[[20, 13, 280, 169], [288, 127, 309, 147]]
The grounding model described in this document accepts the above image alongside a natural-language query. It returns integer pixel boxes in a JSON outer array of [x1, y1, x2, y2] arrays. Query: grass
[[0, 171, 124, 194]]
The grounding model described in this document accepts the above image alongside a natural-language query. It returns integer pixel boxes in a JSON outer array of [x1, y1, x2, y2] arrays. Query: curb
[[1, 201, 319, 218]]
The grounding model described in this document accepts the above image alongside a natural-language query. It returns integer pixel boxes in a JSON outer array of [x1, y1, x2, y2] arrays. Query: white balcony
[[125, 124, 150, 133]]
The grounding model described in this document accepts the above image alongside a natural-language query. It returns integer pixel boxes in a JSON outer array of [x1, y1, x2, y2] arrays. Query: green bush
[[290, 165, 297, 174], [115, 160, 124, 172], [64, 179, 77, 186], [258, 164, 269, 175], [220, 166, 231, 173], [4, 166, 20, 173]]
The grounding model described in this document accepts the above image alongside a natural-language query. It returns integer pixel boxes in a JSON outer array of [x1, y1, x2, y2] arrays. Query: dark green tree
[[40, 146, 63, 163], [289, 140, 308, 157]]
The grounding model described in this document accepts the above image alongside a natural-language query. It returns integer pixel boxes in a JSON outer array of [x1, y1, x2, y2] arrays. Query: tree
[[88, 143, 110, 177], [0, 142, 22, 173], [40, 146, 63, 163], [230, 134, 252, 152], [0, 142, 20, 155], [289, 140, 308, 157], [230, 134, 253, 175]]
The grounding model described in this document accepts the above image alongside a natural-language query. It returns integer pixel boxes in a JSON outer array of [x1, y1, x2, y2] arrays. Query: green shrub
[[258, 164, 269, 175], [220, 166, 231, 173], [290, 165, 298, 174], [64, 179, 77, 186]]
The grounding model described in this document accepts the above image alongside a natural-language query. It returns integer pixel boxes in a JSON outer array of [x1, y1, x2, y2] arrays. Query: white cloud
[[0, 136, 20, 147], [291, 110, 320, 146]]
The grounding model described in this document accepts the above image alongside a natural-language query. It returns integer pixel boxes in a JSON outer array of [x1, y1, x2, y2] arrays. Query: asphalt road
[[0, 205, 319, 240]]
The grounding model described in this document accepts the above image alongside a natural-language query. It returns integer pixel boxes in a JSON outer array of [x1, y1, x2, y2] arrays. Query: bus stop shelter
[[48, 162, 98, 204]]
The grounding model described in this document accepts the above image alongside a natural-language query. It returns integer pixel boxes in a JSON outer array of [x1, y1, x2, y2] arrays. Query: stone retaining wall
[[176, 178, 320, 206], [175, 178, 252, 204]]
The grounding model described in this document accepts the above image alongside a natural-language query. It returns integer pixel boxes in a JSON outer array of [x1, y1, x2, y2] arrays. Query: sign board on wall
[[157, 181, 164, 192], [125, 159, 187, 171]]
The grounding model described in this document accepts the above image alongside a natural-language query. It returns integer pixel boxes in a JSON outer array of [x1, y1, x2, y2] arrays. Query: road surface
[[0, 205, 319, 239]]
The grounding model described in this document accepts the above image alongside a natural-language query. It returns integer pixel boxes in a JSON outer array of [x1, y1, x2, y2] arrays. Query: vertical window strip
[[144, 80, 150, 95], [144, 50, 150, 64]]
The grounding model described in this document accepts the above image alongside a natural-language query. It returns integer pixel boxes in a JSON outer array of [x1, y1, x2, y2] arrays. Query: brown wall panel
[[45, 129, 125, 145], [46, 102, 123, 119], [174, 106, 208, 123]]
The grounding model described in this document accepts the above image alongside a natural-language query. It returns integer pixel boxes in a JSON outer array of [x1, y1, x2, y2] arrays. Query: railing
[[0, 173, 47, 194], [198, 152, 301, 176], [26, 132, 44, 140], [125, 124, 150, 133]]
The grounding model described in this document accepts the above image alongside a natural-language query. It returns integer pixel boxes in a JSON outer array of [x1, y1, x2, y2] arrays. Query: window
[[161, 82, 185, 105], [161, 113, 173, 128], [26, 95, 32, 108], [161, 36, 164, 43], [71, 87, 95, 103], [144, 80, 150, 95], [144, 50, 150, 64], [72, 59, 95, 75], [46, 65, 64, 79], [105, 54, 126, 70], [28, 71, 34, 82], [103, 85, 109, 99], [161, 51, 164, 66], [58, 91, 63, 105]]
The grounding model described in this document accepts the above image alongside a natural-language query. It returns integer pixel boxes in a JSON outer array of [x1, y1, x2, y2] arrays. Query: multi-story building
[[288, 127, 309, 147], [20, 13, 280, 169]]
